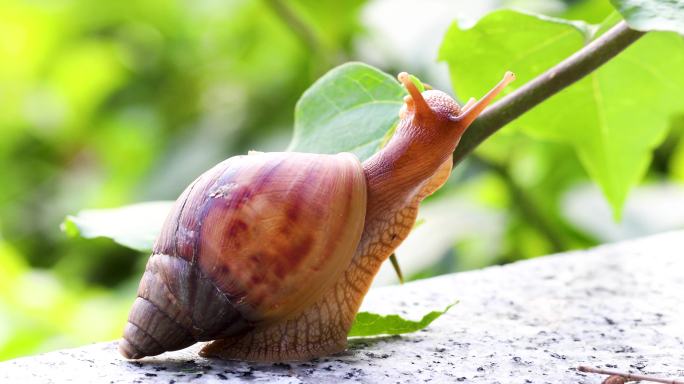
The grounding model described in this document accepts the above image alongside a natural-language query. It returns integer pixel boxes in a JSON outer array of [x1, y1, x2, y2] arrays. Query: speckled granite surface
[[2, 231, 683, 383]]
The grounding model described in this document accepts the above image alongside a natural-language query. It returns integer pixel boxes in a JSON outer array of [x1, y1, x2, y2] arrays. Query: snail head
[[397, 71, 515, 134]]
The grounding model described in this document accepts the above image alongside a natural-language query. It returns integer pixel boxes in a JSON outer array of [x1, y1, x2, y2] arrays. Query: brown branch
[[578, 365, 684, 384], [453, 21, 645, 165]]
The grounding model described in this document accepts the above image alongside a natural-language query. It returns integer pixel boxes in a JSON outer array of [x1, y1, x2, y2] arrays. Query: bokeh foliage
[[0, 0, 364, 360], [1, 0, 683, 360]]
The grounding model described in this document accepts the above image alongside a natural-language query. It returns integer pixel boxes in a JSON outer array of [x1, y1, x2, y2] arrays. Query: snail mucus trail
[[119, 70, 515, 362]]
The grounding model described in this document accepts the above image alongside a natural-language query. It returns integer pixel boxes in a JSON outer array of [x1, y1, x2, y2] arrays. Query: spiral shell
[[119, 152, 367, 359]]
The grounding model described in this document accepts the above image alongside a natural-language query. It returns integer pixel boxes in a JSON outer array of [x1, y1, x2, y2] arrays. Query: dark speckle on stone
[[216, 373, 228, 380], [343, 368, 363, 380], [144, 373, 157, 377], [615, 346, 636, 353]]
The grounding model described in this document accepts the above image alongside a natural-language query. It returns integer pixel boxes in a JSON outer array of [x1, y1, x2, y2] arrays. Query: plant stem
[[263, 0, 339, 77], [472, 155, 566, 253], [263, 0, 322, 55], [453, 21, 645, 165], [389, 253, 404, 284], [578, 365, 684, 384]]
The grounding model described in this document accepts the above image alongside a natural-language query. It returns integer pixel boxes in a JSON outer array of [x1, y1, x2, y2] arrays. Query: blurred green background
[[1, 0, 683, 360]]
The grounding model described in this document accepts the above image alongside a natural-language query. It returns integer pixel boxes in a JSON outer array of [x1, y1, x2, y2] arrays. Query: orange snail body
[[119, 71, 515, 362]]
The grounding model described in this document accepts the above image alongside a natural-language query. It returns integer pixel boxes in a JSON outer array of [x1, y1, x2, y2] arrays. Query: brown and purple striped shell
[[119, 151, 367, 359]]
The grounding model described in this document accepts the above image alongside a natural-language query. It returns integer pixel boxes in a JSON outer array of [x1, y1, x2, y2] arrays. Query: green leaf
[[348, 302, 457, 337], [409, 74, 426, 92], [610, 0, 684, 35], [288, 62, 406, 162], [439, 10, 684, 217], [61, 201, 174, 252]]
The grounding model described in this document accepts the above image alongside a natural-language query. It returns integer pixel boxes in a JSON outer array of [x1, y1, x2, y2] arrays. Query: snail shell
[[119, 152, 366, 359]]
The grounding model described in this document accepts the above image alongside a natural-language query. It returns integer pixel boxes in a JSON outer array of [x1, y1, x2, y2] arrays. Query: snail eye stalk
[[452, 71, 515, 129], [398, 72, 432, 118]]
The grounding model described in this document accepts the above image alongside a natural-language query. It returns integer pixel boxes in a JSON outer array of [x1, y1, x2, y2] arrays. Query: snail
[[119, 70, 515, 362]]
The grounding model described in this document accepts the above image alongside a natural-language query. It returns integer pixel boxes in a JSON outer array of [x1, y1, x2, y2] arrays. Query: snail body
[[120, 71, 514, 362]]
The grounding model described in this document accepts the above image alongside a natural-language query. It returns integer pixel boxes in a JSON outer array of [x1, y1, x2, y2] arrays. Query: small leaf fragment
[[409, 74, 426, 92], [61, 201, 174, 252], [348, 302, 457, 337]]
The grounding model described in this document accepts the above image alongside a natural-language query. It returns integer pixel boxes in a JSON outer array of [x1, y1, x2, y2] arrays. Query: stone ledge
[[2, 231, 683, 383]]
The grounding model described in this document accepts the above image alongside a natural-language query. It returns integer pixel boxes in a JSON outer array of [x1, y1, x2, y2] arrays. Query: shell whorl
[[119, 254, 251, 359]]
